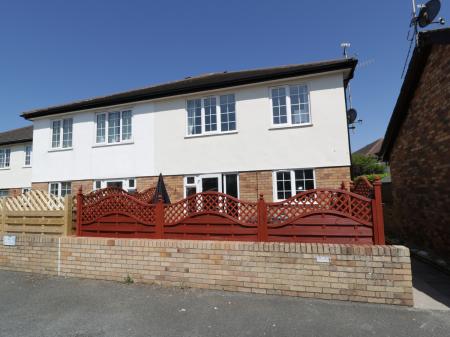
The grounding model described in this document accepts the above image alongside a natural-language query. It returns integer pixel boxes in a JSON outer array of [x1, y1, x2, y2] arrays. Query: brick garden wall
[[388, 44, 450, 258], [0, 235, 413, 306]]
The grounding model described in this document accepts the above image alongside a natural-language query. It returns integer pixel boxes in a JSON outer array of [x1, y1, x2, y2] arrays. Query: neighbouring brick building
[[380, 28, 450, 258]]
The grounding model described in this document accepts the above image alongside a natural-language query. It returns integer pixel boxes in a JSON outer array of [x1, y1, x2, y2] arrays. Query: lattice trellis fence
[[76, 178, 385, 244], [0, 191, 72, 236]]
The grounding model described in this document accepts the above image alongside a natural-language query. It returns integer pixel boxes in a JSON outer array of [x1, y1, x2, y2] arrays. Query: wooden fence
[[76, 178, 385, 244], [0, 191, 72, 236]]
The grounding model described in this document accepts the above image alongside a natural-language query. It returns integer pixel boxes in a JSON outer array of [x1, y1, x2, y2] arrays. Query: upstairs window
[[0, 148, 11, 168], [51, 118, 73, 149], [96, 110, 132, 144], [271, 84, 310, 126], [24, 145, 32, 166], [187, 94, 236, 136]]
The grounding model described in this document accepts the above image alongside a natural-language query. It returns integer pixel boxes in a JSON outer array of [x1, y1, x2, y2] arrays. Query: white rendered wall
[[31, 103, 155, 183], [153, 72, 351, 175], [0, 142, 32, 189], [30, 71, 350, 183]]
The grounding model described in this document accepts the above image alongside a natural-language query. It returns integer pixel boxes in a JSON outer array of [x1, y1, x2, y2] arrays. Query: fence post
[[0, 198, 5, 235], [76, 187, 83, 236], [372, 177, 385, 245], [155, 195, 164, 239], [63, 195, 73, 236], [257, 194, 268, 242]]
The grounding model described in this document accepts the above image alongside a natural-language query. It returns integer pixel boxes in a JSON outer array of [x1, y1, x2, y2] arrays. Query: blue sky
[[0, 0, 448, 151]]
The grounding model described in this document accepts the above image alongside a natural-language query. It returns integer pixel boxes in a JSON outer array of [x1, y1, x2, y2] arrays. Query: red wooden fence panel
[[77, 178, 385, 244], [77, 187, 157, 238]]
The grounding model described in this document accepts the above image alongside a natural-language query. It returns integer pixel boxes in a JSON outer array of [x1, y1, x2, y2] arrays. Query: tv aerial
[[340, 43, 362, 131], [410, 0, 445, 45]]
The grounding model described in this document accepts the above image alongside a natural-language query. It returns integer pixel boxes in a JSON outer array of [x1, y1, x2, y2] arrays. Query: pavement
[[411, 257, 450, 311], [0, 269, 449, 337]]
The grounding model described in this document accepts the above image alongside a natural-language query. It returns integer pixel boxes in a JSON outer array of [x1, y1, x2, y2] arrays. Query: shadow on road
[[411, 257, 450, 309]]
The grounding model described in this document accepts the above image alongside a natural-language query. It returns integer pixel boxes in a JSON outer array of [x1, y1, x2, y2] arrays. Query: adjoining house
[[11, 58, 357, 202], [379, 28, 450, 258], [0, 126, 33, 197], [353, 138, 383, 157]]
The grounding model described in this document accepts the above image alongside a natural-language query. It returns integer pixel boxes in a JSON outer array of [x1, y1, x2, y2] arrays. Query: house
[[0, 126, 33, 197], [353, 138, 383, 157], [20, 58, 357, 202], [379, 28, 450, 258]]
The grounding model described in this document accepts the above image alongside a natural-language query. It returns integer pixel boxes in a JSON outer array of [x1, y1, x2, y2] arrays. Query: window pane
[[272, 88, 287, 124], [60, 182, 72, 197], [0, 149, 5, 168], [186, 186, 197, 197], [62, 119, 73, 148], [5, 149, 10, 167], [294, 169, 314, 193], [224, 174, 238, 198], [108, 112, 121, 143], [203, 97, 217, 132], [95, 181, 101, 189], [25, 145, 32, 166], [187, 99, 202, 135], [122, 110, 132, 140], [128, 178, 135, 188], [290, 85, 310, 124], [186, 176, 195, 185], [96, 114, 106, 143], [52, 120, 61, 148], [50, 183, 59, 196], [220, 94, 236, 131], [276, 171, 292, 199], [0, 189, 9, 197]]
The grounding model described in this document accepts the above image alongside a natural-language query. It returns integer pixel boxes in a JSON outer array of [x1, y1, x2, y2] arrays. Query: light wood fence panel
[[0, 191, 72, 236]]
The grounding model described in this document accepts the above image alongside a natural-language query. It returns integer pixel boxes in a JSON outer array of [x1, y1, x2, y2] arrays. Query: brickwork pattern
[[136, 176, 158, 192], [315, 167, 351, 189], [0, 235, 413, 306], [31, 182, 48, 192], [388, 44, 450, 258], [72, 180, 94, 194], [239, 171, 273, 202]]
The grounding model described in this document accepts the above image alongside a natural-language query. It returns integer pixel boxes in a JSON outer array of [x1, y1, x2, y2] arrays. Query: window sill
[[0, 167, 11, 171], [48, 147, 73, 153], [184, 131, 238, 139], [268, 123, 313, 131], [22, 165, 32, 169], [92, 140, 134, 148]]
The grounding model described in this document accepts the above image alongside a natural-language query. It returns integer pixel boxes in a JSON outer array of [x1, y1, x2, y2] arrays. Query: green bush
[[351, 154, 386, 177]]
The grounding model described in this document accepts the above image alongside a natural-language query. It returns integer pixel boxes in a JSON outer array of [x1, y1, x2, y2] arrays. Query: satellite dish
[[347, 108, 357, 124], [418, 0, 441, 28]]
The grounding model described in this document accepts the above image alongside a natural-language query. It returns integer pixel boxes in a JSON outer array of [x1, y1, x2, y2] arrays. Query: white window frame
[[95, 110, 133, 145], [92, 178, 136, 192], [48, 182, 72, 197], [183, 173, 239, 198], [0, 148, 11, 169], [50, 118, 73, 149], [186, 93, 237, 137], [272, 169, 316, 201], [269, 83, 312, 128], [24, 145, 32, 167]]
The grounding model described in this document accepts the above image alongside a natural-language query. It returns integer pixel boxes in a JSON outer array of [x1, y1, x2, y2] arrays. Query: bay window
[[270, 84, 310, 126], [187, 94, 236, 136]]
